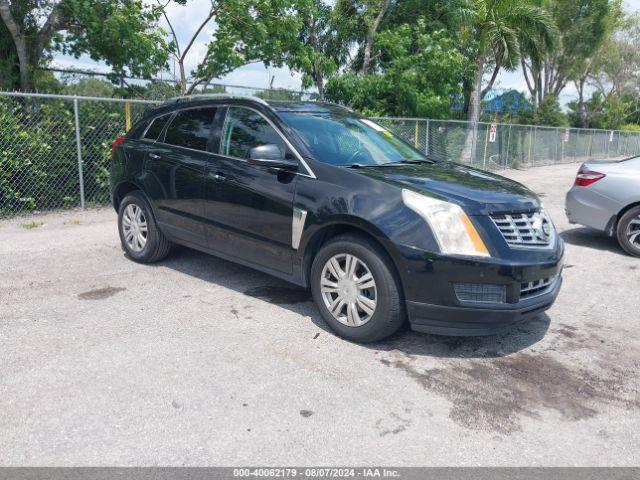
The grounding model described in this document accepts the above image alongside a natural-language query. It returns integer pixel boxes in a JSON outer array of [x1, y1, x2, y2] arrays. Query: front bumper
[[407, 275, 562, 336], [393, 238, 564, 336]]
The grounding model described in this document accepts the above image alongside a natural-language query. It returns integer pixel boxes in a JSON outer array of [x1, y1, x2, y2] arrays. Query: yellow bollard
[[125, 101, 132, 132]]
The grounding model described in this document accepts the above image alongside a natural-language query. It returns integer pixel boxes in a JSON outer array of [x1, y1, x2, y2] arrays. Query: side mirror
[[248, 144, 298, 170]]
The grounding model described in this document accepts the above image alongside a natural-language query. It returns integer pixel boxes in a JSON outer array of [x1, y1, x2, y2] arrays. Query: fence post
[[425, 119, 430, 156], [505, 124, 512, 168], [533, 126, 538, 166], [482, 123, 490, 169], [73, 96, 86, 209]]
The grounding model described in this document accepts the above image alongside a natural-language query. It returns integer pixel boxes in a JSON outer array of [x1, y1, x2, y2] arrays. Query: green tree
[[0, 9, 18, 89], [521, 0, 611, 110], [0, 0, 170, 91], [157, 0, 309, 95], [519, 95, 567, 126], [275, 0, 346, 100], [325, 21, 466, 118], [566, 11, 640, 128], [460, 0, 557, 124]]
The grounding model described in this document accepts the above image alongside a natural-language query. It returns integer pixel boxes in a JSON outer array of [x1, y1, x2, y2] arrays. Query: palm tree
[[461, 0, 558, 124]]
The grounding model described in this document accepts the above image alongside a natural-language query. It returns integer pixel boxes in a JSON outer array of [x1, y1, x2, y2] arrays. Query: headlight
[[402, 189, 490, 257]]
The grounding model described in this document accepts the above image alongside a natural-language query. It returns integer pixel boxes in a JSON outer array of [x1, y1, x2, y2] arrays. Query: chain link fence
[[1, 91, 640, 218], [0, 92, 157, 218], [374, 117, 640, 170]]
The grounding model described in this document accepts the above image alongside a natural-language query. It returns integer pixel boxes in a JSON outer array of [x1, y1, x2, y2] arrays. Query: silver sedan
[[565, 156, 640, 257]]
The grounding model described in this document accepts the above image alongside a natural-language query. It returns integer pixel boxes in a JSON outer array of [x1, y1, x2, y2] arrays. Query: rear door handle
[[209, 171, 226, 182], [148, 153, 161, 160]]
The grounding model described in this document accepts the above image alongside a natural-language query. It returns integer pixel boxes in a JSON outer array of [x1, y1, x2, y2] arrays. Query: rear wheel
[[118, 192, 172, 263], [310, 234, 405, 342], [616, 206, 640, 257]]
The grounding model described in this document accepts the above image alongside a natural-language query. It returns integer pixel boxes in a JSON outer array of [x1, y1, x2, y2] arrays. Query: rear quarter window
[[164, 107, 217, 151], [143, 114, 171, 141]]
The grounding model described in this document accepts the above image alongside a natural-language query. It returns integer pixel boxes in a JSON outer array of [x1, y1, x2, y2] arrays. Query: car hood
[[356, 162, 540, 215]]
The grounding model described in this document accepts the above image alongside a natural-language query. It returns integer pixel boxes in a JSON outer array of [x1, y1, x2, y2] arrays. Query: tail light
[[111, 136, 125, 156], [574, 169, 606, 187]]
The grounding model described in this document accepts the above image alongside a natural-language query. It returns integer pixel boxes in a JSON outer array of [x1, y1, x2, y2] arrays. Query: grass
[[21, 220, 44, 229]]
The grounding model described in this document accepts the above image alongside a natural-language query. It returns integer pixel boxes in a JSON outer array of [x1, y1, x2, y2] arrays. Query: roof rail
[[163, 93, 270, 106]]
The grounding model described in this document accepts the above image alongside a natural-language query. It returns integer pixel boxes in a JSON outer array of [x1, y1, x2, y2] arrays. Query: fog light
[[454, 283, 506, 304]]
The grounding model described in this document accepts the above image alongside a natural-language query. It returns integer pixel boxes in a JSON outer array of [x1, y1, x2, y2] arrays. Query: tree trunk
[[466, 52, 486, 124], [462, 51, 487, 163], [576, 76, 589, 128], [14, 37, 32, 91], [315, 68, 325, 100], [521, 58, 537, 110], [360, 0, 391, 75], [179, 61, 187, 95], [0, 0, 33, 91]]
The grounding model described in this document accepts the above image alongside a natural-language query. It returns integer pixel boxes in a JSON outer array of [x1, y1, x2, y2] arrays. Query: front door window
[[220, 107, 287, 159]]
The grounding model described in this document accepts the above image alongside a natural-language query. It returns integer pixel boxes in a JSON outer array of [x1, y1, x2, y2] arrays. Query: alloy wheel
[[122, 203, 148, 252], [320, 253, 377, 327], [627, 215, 640, 247]]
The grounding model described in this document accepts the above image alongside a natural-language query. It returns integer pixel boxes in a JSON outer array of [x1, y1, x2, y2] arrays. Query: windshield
[[279, 112, 424, 166]]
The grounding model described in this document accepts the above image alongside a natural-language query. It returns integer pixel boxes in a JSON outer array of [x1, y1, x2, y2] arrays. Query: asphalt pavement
[[0, 162, 638, 466]]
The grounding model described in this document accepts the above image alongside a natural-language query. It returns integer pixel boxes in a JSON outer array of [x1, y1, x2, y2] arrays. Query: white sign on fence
[[563, 128, 570, 142], [610, 131, 614, 142], [489, 124, 497, 143]]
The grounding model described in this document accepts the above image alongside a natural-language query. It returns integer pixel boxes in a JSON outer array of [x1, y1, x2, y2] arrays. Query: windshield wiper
[[382, 158, 436, 166], [340, 163, 387, 168], [341, 158, 436, 168]]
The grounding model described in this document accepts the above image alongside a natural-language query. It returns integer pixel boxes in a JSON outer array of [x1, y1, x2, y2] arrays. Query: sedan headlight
[[402, 189, 490, 257]]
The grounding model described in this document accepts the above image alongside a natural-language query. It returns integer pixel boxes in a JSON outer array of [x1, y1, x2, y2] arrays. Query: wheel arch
[[299, 219, 405, 293], [608, 200, 640, 235], [112, 180, 147, 212]]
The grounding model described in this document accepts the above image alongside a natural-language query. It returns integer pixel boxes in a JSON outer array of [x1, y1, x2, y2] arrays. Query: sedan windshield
[[280, 111, 425, 166]]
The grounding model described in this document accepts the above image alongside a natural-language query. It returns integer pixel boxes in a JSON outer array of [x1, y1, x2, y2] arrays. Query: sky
[[52, 0, 640, 101]]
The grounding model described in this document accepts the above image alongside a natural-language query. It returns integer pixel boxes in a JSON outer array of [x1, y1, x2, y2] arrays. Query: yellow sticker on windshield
[[360, 118, 388, 132], [382, 131, 394, 137]]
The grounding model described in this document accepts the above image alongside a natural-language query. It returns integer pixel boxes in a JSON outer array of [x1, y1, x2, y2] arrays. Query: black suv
[[110, 95, 564, 342]]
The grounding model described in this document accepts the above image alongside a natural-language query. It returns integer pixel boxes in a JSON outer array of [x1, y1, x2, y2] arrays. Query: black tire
[[118, 191, 172, 263], [310, 233, 405, 343], [616, 206, 640, 258]]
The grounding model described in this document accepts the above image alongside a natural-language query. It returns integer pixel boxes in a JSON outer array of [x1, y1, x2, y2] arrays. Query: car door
[[203, 106, 299, 274], [143, 107, 218, 248]]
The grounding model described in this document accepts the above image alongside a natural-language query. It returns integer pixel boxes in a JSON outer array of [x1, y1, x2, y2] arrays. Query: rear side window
[[220, 107, 286, 159], [143, 114, 171, 141], [164, 107, 217, 151]]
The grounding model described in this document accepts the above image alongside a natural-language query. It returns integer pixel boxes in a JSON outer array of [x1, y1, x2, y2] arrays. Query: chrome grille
[[490, 211, 553, 247], [520, 276, 555, 299], [454, 283, 506, 304]]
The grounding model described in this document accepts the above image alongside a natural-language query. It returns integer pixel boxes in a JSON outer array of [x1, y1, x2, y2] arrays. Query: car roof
[[148, 95, 351, 116], [266, 100, 352, 115], [134, 95, 355, 139]]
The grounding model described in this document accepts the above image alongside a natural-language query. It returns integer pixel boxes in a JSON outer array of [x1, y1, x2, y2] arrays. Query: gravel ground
[[0, 162, 638, 466]]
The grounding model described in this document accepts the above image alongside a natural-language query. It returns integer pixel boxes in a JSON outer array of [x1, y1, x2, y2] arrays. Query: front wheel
[[310, 234, 405, 343], [616, 206, 640, 257]]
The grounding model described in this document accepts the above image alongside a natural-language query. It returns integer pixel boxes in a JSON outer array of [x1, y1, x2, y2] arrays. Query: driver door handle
[[148, 153, 161, 160]]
